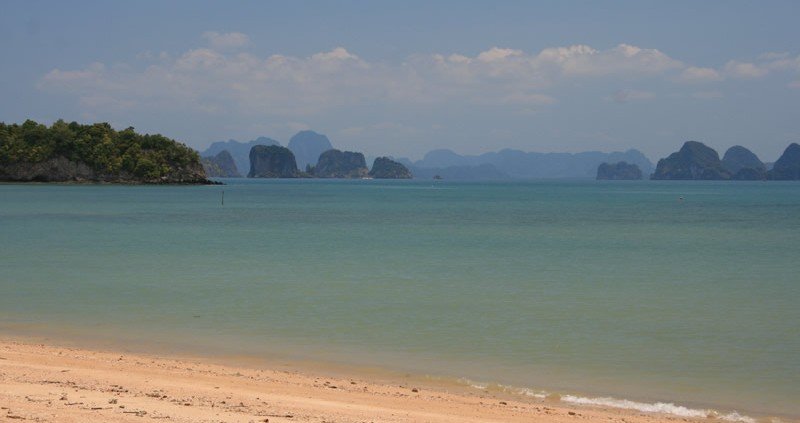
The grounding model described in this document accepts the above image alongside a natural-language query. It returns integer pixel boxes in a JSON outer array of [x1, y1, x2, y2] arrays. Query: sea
[[1, 179, 798, 421]]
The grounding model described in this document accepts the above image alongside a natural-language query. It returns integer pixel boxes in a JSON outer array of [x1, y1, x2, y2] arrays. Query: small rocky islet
[[369, 157, 413, 179], [247, 145, 302, 178], [311, 149, 369, 178], [201, 150, 241, 178], [245, 145, 413, 179], [768, 143, 800, 180], [596, 161, 643, 180], [722, 145, 766, 180], [645, 140, 800, 180]]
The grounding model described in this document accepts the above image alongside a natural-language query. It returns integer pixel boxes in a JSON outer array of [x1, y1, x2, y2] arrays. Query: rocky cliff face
[[369, 157, 412, 179], [722, 146, 766, 180], [313, 149, 368, 178], [596, 161, 642, 180], [201, 150, 241, 177], [768, 143, 800, 180], [247, 145, 300, 178], [651, 141, 731, 180], [287, 131, 334, 170], [201, 137, 280, 176]]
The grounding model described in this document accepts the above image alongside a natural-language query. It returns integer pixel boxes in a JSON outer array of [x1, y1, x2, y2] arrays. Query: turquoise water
[[1, 179, 798, 419]]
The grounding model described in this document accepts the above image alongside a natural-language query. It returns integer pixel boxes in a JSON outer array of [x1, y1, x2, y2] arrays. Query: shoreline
[[1, 336, 788, 423]]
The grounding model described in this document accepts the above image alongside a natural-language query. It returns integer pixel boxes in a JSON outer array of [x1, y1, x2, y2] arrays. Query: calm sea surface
[[1, 179, 798, 418]]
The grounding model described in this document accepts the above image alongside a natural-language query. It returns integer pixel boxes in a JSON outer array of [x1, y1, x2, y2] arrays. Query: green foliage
[[0, 119, 201, 180]]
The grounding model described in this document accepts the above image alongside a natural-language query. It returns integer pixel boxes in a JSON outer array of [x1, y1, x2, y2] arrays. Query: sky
[[1, 0, 799, 162]]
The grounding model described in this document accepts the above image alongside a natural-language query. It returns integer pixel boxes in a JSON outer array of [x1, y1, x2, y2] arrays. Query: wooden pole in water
[[221, 190, 224, 206]]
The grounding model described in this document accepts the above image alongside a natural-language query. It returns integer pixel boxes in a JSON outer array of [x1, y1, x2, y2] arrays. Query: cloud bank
[[35, 32, 800, 158], [41, 32, 798, 119]]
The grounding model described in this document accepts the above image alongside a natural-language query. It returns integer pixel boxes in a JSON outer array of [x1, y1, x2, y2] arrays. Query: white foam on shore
[[457, 378, 759, 423], [457, 378, 548, 398], [560, 395, 756, 423]]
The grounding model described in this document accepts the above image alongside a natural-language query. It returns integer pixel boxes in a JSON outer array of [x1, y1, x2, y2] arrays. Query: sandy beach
[[0, 337, 754, 423]]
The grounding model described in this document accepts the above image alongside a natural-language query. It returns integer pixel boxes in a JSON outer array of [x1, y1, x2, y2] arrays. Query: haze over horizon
[[2, 1, 799, 162]]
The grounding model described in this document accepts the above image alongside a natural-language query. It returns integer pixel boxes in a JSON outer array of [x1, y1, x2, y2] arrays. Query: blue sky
[[1, 0, 799, 161]]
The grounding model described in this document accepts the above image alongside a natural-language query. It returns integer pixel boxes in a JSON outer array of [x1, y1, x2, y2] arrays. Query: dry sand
[[0, 338, 755, 423]]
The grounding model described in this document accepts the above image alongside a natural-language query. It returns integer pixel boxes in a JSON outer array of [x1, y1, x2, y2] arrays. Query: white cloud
[[765, 55, 800, 72], [38, 33, 796, 123], [447, 54, 471, 64], [535, 44, 682, 76], [477, 47, 523, 62], [723, 60, 770, 78], [535, 45, 597, 67], [311, 47, 360, 62], [678, 66, 723, 83], [759, 52, 790, 60], [674, 52, 800, 84], [40, 62, 105, 84], [202, 31, 250, 50]]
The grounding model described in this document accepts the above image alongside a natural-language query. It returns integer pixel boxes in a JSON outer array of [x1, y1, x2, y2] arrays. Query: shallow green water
[[1, 179, 798, 418]]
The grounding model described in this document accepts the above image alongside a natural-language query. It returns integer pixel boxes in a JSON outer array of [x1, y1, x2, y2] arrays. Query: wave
[[560, 395, 756, 423], [456, 378, 761, 423]]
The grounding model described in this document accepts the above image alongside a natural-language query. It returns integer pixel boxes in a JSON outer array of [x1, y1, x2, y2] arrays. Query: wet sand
[[0, 338, 754, 422]]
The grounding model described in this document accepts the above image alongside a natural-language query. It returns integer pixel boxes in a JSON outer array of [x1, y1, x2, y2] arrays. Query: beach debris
[[109, 384, 127, 393], [109, 398, 118, 404], [122, 410, 147, 417], [411, 388, 419, 393], [499, 401, 507, 405]]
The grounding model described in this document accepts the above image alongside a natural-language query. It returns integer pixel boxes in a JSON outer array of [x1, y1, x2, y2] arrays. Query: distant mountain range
[[201, 131, 656, 180], [396, 148, 654, 180]]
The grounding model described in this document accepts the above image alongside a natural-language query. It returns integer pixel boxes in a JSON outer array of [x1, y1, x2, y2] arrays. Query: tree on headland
[[0, 119, 208, 183]]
